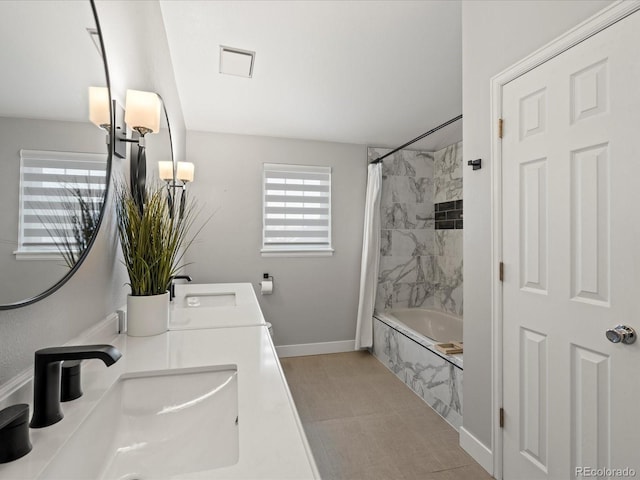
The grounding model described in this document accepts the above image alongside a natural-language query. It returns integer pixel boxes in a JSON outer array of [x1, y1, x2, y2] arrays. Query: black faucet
[[169, 275, 192, 301], [30, 345, 122, 428]]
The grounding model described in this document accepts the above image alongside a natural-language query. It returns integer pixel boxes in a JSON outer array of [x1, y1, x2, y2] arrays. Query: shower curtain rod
[[368, 114, 463, 165]]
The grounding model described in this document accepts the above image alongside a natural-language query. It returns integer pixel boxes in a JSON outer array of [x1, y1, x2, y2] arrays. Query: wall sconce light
[[121, 89, 162, 213], [89, 87, 165, 214], [159, 161, 195, 219], [158, 161, 174, 182], [124, 89, 161, 141], [89, 86, 110, 129], [89, 86, 126, 159], [177, 162, 195, 183]]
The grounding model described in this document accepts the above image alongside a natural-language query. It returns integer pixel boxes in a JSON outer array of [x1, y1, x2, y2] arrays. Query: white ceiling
[[0, 1, 104, 123], [159, 0, 462, 151]]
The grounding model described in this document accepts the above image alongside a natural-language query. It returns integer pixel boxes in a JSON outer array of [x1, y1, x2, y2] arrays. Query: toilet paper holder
[[261, 273, 275, 295]]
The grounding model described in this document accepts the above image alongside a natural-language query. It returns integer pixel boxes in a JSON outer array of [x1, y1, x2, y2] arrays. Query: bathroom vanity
[[0, 284, 319, 479]]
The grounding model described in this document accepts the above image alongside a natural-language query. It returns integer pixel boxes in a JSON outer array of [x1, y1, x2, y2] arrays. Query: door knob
[[605, 325, 636, 344]]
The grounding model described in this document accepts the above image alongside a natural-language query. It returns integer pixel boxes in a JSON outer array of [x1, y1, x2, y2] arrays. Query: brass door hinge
[[500, 408, 505, 428], [499, 262, 504, 282], [498, 118, 504, 139]]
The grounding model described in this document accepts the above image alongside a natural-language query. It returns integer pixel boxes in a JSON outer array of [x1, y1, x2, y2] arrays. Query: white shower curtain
[[355, 162, 382, 350]]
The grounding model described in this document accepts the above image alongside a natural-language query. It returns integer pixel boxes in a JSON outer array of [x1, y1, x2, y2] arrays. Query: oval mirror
[[0, 0, 112, 308]]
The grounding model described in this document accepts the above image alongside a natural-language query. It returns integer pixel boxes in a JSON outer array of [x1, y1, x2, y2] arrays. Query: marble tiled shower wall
[[370, 141, 463, 316], [369, 147, 435, 312], [434, 141, 463, 204], [433, 141, 463, 315]]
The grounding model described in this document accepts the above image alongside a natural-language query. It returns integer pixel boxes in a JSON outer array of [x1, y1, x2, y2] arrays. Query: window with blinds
[[262, 163, 333, 255], [17, 149, 107, 257]]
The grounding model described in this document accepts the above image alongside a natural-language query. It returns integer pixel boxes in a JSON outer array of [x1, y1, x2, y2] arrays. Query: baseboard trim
[[459, 426, 494, 475], [276, 340, 355, 358]]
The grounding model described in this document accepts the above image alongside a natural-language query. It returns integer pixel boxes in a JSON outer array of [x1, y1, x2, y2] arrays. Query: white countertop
[[0, 286, 318, 479]]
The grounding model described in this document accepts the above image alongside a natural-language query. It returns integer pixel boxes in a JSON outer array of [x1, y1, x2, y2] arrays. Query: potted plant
[[115, 181, 196, 336]]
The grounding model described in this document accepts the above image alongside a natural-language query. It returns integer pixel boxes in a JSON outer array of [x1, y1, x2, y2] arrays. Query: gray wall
[[185, 131, 366, 347], [0, 0, 186, 386], [462, 0, 612, 451]]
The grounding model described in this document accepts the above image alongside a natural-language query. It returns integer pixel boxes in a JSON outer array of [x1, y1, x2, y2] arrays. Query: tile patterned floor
[[281, 351, 493, 480]]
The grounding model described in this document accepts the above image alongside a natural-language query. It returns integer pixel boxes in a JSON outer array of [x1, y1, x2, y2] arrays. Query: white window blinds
[[18, 149, 107, 254], [262, 163, 333, 254]]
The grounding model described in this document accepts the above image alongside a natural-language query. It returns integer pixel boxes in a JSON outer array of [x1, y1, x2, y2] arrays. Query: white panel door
[[502, 11, 640, 480]]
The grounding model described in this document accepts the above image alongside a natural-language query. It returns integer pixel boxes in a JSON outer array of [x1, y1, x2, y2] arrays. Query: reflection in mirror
[[0, 0, 111, 307], [140, 101, 179, 216], [151, 105, 196, 219], [143, 102, 174, 181], [18, 149, 106, 268], [147, 100, 197, 220]]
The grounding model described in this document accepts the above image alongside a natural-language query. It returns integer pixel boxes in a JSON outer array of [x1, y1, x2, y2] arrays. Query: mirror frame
[[0, 0, 113, 310], [159, 96, 175, 178]]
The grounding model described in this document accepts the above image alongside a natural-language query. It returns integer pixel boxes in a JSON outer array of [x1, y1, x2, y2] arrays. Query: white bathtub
[[372, 308, 464, 429], [382, 308, 463, 344]]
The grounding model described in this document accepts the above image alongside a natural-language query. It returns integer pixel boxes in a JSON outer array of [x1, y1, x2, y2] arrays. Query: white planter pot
[[126, 292, 169, 337]]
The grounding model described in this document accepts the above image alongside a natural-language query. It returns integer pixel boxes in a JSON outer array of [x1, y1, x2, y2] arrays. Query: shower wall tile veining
[[372, 141, 463, 316], [434, 141, 463, 203], [370, 147, 435, 312], [432, 141, 463, 315]]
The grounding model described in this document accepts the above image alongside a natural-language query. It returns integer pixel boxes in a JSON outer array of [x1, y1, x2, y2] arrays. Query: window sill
[[261, 248, 334, 258], [14, 250, 66, 261]]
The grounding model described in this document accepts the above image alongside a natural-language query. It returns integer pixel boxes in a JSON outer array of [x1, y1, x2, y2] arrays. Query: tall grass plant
[[115, 181, 196, 296]]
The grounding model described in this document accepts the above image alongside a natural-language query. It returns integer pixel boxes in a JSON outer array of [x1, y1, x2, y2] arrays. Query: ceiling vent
[[219, 46, 255, 78]]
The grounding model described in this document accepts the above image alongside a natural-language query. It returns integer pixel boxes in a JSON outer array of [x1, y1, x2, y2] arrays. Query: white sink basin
[[39, 367, 239, 480], [170, 283, 265, 330]]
